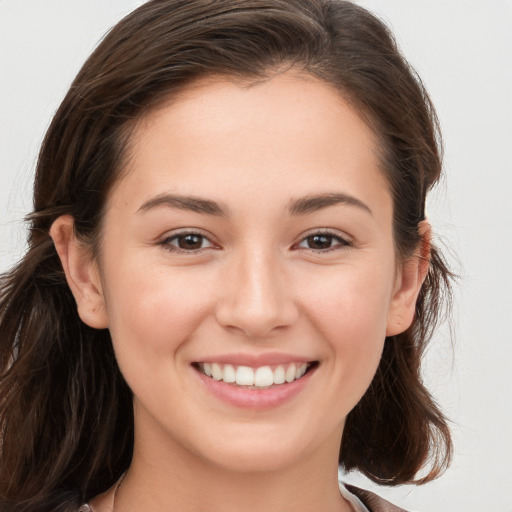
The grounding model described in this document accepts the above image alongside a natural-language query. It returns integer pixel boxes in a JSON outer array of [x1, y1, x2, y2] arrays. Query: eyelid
[[294, 228, 352, 252], [158, 228, 219, 254]]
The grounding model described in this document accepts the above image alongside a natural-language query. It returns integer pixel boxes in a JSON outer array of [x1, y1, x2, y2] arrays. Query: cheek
[[303, 262, 393, 342], [102, 257, 216, 361], [299, 262, 393, 396]]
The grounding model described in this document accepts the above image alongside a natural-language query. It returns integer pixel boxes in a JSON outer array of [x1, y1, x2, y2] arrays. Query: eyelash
[[158, 229, 351, 255], [158, 230, 216, 254], [295, 229, 352, 253]]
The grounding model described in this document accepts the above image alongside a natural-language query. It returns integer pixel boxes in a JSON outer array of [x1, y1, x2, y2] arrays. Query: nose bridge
[[215, 243, 297, 337]]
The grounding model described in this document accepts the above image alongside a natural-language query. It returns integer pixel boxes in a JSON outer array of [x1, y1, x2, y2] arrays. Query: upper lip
[[193, 352, 316, 367]]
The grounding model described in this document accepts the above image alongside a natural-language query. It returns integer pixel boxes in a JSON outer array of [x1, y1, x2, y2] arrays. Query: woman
[[0, 1, 453, 511]]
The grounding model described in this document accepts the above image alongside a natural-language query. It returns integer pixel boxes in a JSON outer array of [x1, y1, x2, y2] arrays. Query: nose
[[214, 248, 299, 338]]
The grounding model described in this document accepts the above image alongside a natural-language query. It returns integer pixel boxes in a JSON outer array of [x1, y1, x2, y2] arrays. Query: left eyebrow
[[287, 192, 373, 216], [136, 193, 229, 216]]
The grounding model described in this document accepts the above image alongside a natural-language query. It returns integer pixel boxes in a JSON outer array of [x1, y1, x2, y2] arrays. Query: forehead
[[111, 72, 389, 218]]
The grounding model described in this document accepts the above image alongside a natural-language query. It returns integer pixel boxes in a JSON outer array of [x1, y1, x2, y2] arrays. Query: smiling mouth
[[193, 361, 318, 389]]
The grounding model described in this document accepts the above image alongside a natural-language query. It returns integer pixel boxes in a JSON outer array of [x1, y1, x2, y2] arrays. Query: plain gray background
[[1, 1, 511, 510]]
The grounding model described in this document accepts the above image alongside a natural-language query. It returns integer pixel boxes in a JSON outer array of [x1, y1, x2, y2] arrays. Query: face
[[73, 73, 419, 474]]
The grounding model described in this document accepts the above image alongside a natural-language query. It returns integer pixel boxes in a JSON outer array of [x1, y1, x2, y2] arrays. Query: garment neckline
[[339, 481, 371, 512], [84, 478, 370, 512]]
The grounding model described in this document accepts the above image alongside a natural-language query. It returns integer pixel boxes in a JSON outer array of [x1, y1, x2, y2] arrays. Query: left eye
[[163, 233, 214, 251], [297, 233, 349, 251]]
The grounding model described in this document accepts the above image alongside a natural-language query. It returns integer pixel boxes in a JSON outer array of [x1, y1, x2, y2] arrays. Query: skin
[[51, 72, 429, 512]]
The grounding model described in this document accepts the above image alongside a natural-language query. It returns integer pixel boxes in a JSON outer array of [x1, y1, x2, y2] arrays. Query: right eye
[[159, 232, 216, 253]]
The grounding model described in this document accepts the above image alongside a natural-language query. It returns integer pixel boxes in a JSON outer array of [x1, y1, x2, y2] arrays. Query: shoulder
[[345, 484, 410, 512]]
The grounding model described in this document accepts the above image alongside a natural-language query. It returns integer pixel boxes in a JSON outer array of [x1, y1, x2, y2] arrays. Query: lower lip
[[194, 366, 316, 410]]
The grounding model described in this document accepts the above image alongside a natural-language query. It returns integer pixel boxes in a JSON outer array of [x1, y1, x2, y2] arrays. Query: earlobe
[[386, 221, 431, 336], [49, 215, 109, 329]]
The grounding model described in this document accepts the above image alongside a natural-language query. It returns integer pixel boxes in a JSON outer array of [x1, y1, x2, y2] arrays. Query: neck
[[112, 418, 350, 512]]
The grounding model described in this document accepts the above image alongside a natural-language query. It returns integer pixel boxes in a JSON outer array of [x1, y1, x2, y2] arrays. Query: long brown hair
[[0, 1, 453, 509]]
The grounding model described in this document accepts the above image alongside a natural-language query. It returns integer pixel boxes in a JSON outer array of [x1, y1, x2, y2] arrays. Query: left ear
[[386, 220, 431, 336]]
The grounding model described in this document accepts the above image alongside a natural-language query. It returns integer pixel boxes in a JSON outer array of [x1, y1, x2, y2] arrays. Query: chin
[[190, 426, 323, 474], [207, 447, 303, 474]]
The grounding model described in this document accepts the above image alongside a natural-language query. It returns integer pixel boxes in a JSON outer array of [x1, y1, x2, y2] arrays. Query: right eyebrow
[[136, 193, 229, 217], [287, 192, 373, 216]]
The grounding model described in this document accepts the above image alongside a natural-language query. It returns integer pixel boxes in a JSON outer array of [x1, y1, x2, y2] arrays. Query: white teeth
[[236, 366, 255, 386], [254, 366, 274, 387], [296, 363, 307, 379], [203, 362, 212, 377], [199, 361, 311, 387], [273, 366, 285, 385], [223, 364, 236, 383], [285, 363, 296, 383], [211, 363, 223, 381]]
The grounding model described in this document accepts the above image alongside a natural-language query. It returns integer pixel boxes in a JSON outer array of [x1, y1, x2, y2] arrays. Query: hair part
[[0, 0, 453, 508]]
